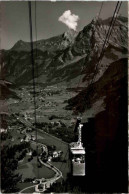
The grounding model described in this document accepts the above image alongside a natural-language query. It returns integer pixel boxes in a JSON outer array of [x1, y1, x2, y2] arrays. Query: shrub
[[32, 150, 37, 157]]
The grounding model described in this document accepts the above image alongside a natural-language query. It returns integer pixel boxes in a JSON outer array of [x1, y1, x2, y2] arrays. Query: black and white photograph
[[0, 1, 128, 193]]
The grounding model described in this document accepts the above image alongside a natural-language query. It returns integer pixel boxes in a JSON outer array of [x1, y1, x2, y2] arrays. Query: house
[[26, 127, 32, 132], [31, 135, 36, 141], [53, 151, 58, 158], [24, 135, 31, 142], [48, 156, 52, 162], [0, 128, 7, 133], [58, 150, 63, 156], [35, 184, 45, 192], [26, 149, 32, 156]]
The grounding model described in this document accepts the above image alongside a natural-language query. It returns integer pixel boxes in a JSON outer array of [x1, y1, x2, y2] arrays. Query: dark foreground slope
[[82, 60, 128, 192], [48, 58, 128, 193], [68, 59, 128, 192]]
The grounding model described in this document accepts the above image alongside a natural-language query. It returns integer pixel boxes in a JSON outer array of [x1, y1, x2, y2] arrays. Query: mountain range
[[1, 16, 128, 115]]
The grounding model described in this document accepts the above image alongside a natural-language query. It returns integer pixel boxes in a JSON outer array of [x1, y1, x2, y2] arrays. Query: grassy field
[[20, 186, 35, 193], [30, 129, 71, 179], [16, 157, 55, 180], [17, 182, 35, 192]]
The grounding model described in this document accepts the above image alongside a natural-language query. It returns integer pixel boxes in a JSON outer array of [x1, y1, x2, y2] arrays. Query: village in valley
[[1, 84, 76, 192]]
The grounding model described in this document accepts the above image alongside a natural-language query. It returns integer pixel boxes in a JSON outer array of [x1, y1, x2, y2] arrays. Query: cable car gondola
[[69, 118, 85, 176]]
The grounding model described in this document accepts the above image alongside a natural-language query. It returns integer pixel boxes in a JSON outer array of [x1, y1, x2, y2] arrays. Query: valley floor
[[3, 84, 75, 192]]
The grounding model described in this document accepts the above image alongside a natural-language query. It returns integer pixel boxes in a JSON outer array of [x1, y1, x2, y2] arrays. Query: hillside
[[66, 58, 127, 113]]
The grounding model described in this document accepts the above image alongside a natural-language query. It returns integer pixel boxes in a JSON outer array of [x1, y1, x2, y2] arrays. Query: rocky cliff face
[[11, 29, 77, 53]]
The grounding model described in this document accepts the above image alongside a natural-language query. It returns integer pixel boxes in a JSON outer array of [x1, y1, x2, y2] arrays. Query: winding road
[[16, 116, 64, 193]]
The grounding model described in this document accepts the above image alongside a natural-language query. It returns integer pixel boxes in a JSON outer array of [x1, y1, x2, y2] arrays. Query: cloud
[[58, 10, 79, 31]]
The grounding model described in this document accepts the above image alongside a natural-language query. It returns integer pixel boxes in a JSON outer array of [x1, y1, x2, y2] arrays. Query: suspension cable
[[96, 2, 124, 49], [73, 2, 104, 117], [28, 1, 39, 178], [74, 2, 104, 97], [107, 2, 122, 43], [28, 1, 37, 125], [91, 1, 122, 85], [35, 1, 38, 80], [97, 2, 120, 62], [34, 0, 40, 179], [90, 1, 120, 80], [80, 1, 122, 116]]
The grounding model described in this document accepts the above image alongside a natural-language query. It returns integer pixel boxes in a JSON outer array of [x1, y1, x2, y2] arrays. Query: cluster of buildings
[[47, 150, 63, 162], [21, 134, 36, 142]]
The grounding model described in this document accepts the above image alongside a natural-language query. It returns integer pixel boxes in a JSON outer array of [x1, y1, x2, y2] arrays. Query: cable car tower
[[69, 117, 85, 176]]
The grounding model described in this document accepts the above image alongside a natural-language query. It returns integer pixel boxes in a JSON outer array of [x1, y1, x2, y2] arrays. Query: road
[[19, 141, 62, 193], [17, 116, 68, 145], [17, 116, 63, 193], [19, 156, 62, 193]]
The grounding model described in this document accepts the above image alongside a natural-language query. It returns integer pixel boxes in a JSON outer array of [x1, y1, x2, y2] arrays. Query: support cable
[[34, 0, 39, 179], [80, 1, 122, 116], [73, 2, 104, 116], [28, 1, 39, 178]]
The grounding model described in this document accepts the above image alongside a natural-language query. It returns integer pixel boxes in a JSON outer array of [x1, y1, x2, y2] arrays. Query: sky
[[1, 1, 128, 50]]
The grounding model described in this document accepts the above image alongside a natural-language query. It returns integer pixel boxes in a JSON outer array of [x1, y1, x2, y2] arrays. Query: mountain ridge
[[1, 16, 127, 91]]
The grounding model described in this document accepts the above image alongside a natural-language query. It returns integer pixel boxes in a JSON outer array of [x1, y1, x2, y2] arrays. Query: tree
[[1, 146, 22, 192], [1, 141, 30, 193], [32, 150, 37, 157]]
